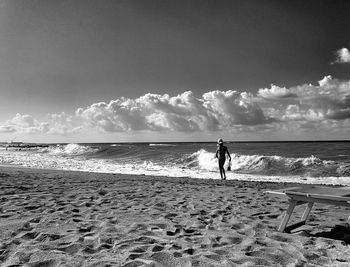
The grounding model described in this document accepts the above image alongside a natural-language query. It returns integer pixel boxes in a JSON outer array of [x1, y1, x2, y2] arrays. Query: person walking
[[215, 138, 231, 180]]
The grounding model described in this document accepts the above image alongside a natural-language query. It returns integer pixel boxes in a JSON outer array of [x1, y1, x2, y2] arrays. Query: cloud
[[0, 112, 83, 136], [318, 75, 332, 87], [253, 75, 350, 137], [202, 90, 275, 126], [1, 75, 350, 138], [258, 85, 297, 100], [75, 90, 275, 133], [47, 112, 83, 135], [0, 125, 16, 133], [282, 105, 324, 121], [139, 91, 214, 131], [76, 99, 151, 132], [0, 113, 49, 134], [289, 75, 350, 121], [333, 48, 350, 64]]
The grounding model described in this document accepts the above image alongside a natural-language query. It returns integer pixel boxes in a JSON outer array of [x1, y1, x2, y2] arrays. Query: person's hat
[[217, 138, 224, 144]]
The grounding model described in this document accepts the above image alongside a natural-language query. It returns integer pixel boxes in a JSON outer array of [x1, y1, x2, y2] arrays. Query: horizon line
[[1, 140, 349, 145]]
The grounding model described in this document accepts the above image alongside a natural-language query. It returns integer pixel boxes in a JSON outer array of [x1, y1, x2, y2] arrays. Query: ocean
[[0, 141, 349, 185]]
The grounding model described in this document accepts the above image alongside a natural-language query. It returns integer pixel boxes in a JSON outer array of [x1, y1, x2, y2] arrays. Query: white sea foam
[[39, 143, 97, 156], [149, 143, 177, 147], [193, 149, 218, 171], [0, 145, 349, 186]]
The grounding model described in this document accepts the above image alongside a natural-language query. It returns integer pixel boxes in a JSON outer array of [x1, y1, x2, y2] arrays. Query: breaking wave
[[39, 143, 98, 156], [1, 143, 349, 184], [149, 143, 177, 147], [185, 149, 350, 177]]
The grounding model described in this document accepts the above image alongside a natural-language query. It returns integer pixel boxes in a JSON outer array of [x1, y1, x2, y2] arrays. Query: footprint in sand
[[151, 245, 164, 252], [151, 223, 168, 230], [183, 248, 195, 255], [171, 244, 182, 250], [227, 236, 243, 245], [29, 217, 42, 224], [166, 229, 181, 236], [151, 251, 190, 266], [127, 253, 145, 261], [164, 213, 178, 220], [15, 231, 39, 240], [57, 243, 81, 254], [78, 225, 94, 233], [205, 253, 222, 261]]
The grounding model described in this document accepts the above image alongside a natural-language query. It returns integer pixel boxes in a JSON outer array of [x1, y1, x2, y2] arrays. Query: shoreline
[[1, 166, 350, 266], [1, 163, 349, 187]]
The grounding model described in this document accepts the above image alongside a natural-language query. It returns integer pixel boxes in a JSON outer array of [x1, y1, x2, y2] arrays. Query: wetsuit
[[216, 145, 228, 168]]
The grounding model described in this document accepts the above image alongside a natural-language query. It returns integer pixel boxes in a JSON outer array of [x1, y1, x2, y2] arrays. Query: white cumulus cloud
[[202, 90, 275, 126], [75, 90, 275, 133], [334, 48, 350, 64], [0, 113, 49, 134], [258, 85, 297, 100], [1, 75, 349, 138], [0, 125, 16, 133], [290, 75, 350, 120], [47, 112, 83, 135]]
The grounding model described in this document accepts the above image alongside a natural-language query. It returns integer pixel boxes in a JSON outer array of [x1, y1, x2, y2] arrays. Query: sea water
[[0, 141, 349, 185]]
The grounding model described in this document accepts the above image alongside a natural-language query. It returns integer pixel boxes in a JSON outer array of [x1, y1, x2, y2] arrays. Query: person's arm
[[215, 148, 219, 158], [226, 148, 231, 161]]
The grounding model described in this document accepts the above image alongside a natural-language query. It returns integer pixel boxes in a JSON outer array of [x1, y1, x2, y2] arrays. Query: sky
[[0, 0, 349, 143]]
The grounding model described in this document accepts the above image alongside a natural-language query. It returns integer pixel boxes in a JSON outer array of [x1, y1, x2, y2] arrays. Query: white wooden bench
[[265, 186, 350, 232]]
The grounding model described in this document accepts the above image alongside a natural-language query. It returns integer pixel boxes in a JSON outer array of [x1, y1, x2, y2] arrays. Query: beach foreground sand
[[1, 166, 350, 266]]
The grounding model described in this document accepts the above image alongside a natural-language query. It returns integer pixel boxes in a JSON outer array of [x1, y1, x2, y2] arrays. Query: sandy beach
[[1, 166, 350, 266]]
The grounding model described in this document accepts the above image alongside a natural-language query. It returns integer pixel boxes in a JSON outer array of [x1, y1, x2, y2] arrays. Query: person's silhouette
[[215, 139, 231, 180]]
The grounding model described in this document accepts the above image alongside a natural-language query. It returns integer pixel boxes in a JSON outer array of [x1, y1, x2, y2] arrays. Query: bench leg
[[301, 202, 314, 222], [278, 201, 314, 233], [278, 200, 297, 232]]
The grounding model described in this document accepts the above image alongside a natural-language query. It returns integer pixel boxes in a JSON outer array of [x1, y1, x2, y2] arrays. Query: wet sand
[[1, 166, 350, 266]]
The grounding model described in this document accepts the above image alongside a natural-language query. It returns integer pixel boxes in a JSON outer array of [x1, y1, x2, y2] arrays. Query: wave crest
[[149, 143, 176, 147], [3, 144, 348, 179], [183, 149, 347, 177], [40, 144, 98, 156]]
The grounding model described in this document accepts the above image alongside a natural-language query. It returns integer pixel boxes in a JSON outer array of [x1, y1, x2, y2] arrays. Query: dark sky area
[[0, 0, 349, 142]]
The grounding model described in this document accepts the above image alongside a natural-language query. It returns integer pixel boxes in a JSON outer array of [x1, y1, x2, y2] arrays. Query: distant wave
[[149, 143, 177, 147], [39, 143, 98, 156], [35, 145, 350, 177], [0, 144, 349, 183]]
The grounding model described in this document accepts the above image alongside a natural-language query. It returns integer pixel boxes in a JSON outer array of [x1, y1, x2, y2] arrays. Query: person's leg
[[218, 159, 222, 179], [219, 167, 223, 179], [218, 161, 223, 179], [219, 159, 225, 180]]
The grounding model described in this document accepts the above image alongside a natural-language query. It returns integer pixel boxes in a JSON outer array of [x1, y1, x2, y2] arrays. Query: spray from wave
[[179, 149, 350, 177], [39, 144, 98, 156], [0, 144, 349, 184], [32, 145, 350, 177]]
